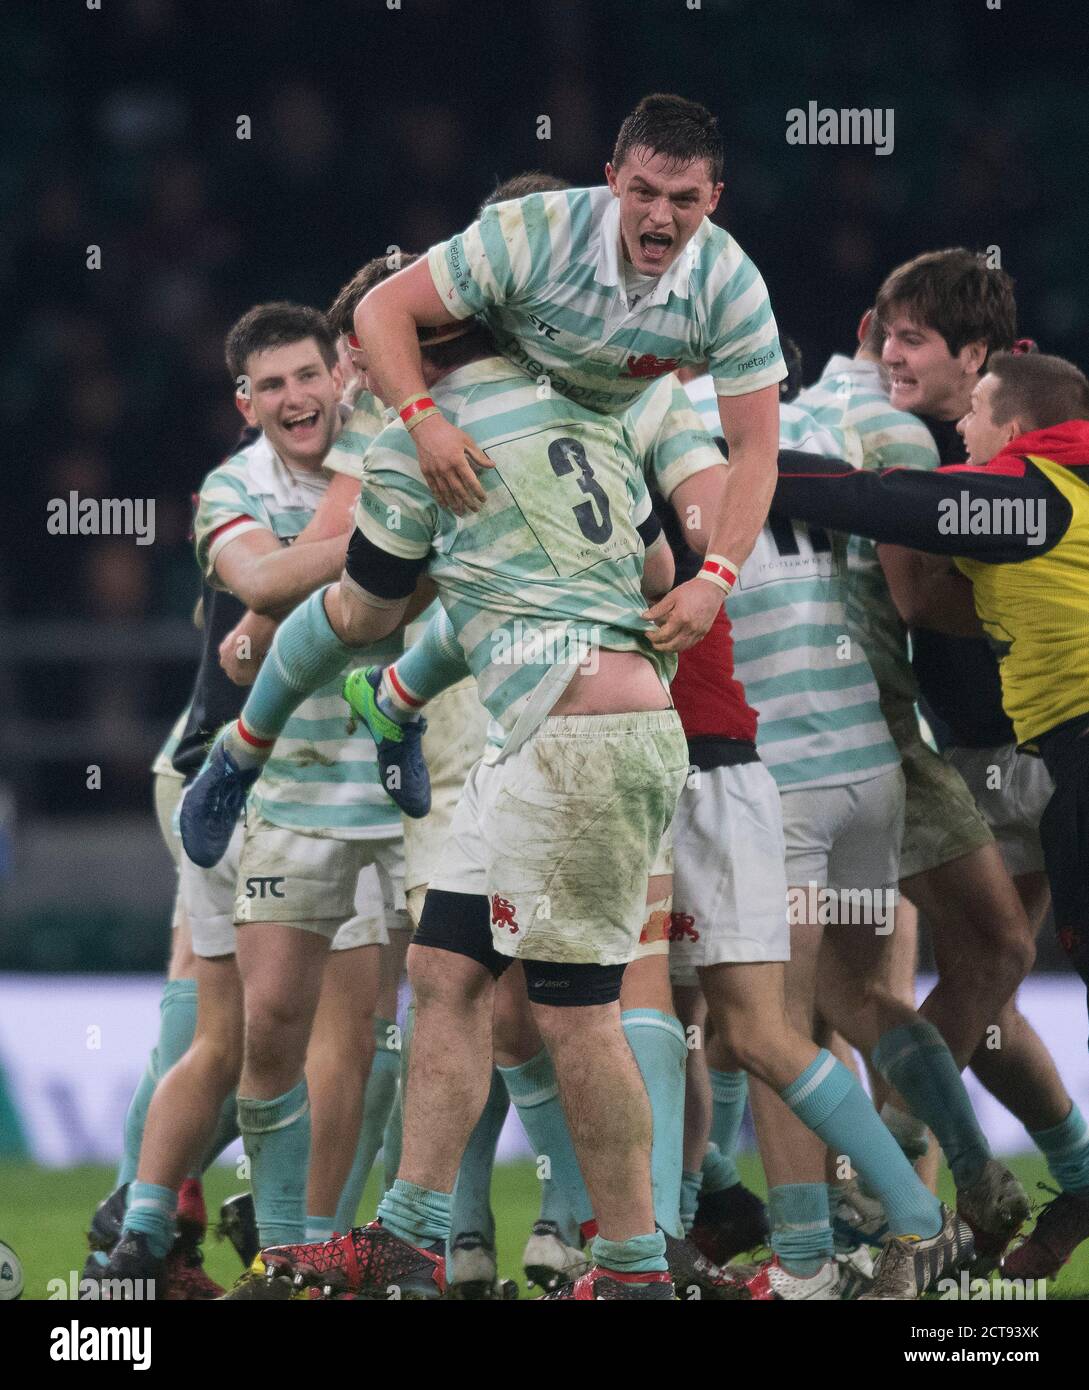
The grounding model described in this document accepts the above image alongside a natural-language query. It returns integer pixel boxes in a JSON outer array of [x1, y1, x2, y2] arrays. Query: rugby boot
[[957, 1158, 1030, 1269], [180, 731, 260, 868], [860, 1203, 975, 1300], [343, 667, 430, 819], [541, 1267, 675, 1300], [522, 1219, 589, 1292], [690, 1180, 770, 1265], [261, 1221, 445, 1300], [1002, 1185, 1089, 1280]]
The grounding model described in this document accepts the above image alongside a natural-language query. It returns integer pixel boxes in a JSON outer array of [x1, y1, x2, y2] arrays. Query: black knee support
[[523, 959, 626, 1007], [414, 889, 513, 979]]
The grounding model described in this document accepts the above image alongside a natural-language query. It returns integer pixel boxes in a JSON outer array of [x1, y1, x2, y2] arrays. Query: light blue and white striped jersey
[[428, 186, 786, 415], [685, 372, 899, 790], [324, 389, 389, 481], [151, 708, 188, 781], [794, 355, 941, 719], [354, 356, 674, 761], [194, 433, 403, 838]]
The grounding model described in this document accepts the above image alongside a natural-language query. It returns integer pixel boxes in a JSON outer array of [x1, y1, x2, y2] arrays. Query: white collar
[[820, 353, 886, 391], [244, 434, 326, 507], [595, 194, 700, 308]]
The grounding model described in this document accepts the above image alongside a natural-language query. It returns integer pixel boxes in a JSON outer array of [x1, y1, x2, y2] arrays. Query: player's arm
[[643, 385, 779, 651], [216, 472, 362, 682], [640, 523, 674, 600], [354, 257, 494, 516], [771, 450, 1071, 559], [877, 545, 984, 638], [212, 528, 349, 616], [295, 469, 361, 542], [665, 464, 727, 557]]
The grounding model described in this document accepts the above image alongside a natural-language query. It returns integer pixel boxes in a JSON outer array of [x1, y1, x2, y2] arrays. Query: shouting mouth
[[639, 231, 673, 265]]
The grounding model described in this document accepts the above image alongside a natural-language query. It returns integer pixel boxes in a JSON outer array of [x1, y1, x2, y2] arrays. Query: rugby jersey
[[771, 420, 1089, 746], [151, 709, 188, 781], [195, 433, 403, 838], [324, 389, 389, 481], [428, 186, 786, 415], [795, 355, 940, 719], [353, 355, 673, 760], [686, 373, 899, 790]]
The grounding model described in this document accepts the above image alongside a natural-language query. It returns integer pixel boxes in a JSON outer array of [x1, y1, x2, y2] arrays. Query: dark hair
[[987, 351, 1089, 432], [480, 171, 571, 213], [612, 93, 723, 185], [875, 249, 1016, 364], [861, 306, 886, 358], [327, 252, 420, 337], [225, 302, 336, 381], [418, 322, 497, 373]]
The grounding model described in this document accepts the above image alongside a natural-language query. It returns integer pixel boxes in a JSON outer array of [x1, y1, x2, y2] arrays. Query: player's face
[[882, 311, 983, 421], [237, 338, 342, 467], [606, 148, 722, 277], [957, 373, 1018, 466]]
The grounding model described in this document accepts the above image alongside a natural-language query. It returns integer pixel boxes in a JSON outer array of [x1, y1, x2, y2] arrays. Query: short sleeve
[[427, 190, 575, 318], [324, 393, 389, 481], [193, 464, 269, 582], [704, 238, 787, 398]]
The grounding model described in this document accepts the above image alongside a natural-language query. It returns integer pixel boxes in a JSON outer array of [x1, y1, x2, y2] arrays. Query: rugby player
[[771, 347, 1089, 1278], [353, 93, 785, 657], [102, 302, 412, 1298], [679, 366, 1010, 1298]]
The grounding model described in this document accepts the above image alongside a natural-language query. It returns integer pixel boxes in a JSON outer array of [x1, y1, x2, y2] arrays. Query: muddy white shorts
[[428, 710, 689, 966]]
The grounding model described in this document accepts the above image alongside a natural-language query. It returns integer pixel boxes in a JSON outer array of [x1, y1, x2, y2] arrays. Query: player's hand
[[411, 413, 494, 515], [642, 577, 723, 653], [219, 619, 273, 685]]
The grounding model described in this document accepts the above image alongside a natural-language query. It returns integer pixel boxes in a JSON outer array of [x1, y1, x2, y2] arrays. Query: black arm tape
[[414, 889, 513, 980], [637, 512, 664, 549], [345, 526, 428, 601], [523, 959, 626, 1007]]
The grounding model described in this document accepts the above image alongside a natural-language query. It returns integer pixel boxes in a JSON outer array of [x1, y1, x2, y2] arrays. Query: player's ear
[[235, 390, 258, 427], [960, 338, 989, 376], [331, 360, 344, 397], [857, 308, 874, 347], [706, 181, 723, 215], [605, 162, 620, 195]]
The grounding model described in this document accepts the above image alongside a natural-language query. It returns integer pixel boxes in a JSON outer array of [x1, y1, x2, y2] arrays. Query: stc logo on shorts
[[490, 894, 519, 934], [245, 877, 286, 899]]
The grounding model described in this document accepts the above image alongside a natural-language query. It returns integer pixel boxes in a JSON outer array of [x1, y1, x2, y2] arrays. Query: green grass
[[2, 1154, 1087, 1299]]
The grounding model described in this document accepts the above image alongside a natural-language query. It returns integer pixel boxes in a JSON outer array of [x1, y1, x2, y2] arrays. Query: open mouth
[[283, 410, 320, 434], [640, 232, 673, 263]]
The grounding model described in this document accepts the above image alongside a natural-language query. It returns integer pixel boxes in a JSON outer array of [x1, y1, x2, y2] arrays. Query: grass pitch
[[2, 1153, 1086, 1300]]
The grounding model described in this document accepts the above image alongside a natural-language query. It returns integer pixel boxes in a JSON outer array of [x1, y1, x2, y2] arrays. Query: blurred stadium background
[[2, 0, 1087, 1277]]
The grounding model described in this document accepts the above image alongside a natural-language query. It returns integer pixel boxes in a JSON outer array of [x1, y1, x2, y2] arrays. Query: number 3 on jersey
[[548, 437, 613, 544], [486, 425, 639, 579]]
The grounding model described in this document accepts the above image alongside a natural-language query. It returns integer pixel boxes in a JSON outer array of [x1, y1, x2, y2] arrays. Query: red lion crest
[[491, 894, 519, 934]]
